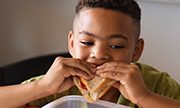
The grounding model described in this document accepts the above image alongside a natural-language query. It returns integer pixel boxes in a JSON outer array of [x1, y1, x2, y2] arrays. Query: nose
[[90, 43, 110, 60]]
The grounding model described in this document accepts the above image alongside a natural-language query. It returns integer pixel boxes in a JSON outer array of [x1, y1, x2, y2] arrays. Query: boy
[[0, 0, 180, 107]]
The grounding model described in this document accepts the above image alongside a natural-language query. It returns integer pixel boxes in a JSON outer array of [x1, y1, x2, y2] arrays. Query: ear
[[68, 31, 74, 56], [132, 38, 144, 62]]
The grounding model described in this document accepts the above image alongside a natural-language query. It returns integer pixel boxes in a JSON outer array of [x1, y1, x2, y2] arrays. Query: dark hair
[[76, 0, 141, 24]]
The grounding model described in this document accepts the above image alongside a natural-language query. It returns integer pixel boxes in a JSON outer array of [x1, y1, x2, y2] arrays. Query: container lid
[[42, 95, 130, 108]]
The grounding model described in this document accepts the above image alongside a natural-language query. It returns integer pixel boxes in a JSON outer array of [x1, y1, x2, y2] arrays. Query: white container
[[42, 95, 130, 108]]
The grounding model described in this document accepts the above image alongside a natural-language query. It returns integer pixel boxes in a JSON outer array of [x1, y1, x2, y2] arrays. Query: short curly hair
[[76, 0, 141, 24]]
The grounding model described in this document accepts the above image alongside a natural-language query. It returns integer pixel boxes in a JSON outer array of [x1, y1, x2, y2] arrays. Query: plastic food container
[[42, 95, 130, 108]]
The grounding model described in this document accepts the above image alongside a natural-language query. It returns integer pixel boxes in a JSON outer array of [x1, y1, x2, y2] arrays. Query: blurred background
[[0, 0, 180, 83]]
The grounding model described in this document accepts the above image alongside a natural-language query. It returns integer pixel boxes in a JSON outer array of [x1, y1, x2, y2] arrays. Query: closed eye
[[80, 41, 94, 46], [110, 45, 125, 49]]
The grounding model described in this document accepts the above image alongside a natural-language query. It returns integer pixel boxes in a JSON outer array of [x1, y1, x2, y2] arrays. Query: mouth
[[89, 62, 104, 67]]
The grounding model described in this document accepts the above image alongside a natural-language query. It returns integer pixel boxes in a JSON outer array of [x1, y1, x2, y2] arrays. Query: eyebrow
[[79, 31, 128, 41]]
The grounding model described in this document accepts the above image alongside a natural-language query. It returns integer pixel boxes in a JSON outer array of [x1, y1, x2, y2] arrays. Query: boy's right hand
[[38, 57, 95, 95]]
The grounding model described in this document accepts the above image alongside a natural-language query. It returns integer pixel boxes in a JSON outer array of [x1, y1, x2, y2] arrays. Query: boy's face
[[68, 8, 144, 66]]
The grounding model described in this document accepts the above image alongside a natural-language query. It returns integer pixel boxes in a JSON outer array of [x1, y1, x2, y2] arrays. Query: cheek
[[111, 50, 132, 63], [72, 43, 90, 60]]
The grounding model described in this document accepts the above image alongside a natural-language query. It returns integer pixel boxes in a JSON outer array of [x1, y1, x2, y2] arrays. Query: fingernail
[[95, 69, 99, 74], [100, 73, 104, 77], [96, 66, 102, 69], [96, 66, 100, 69]]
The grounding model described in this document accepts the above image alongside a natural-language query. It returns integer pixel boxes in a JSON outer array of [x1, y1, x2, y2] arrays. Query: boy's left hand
[[96, 62, 150, 104]]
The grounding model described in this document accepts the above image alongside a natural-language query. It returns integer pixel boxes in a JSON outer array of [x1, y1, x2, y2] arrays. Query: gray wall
[[0, 1, 179, 82], [0, 0, 77, 66], [138, 1, 180, 83]]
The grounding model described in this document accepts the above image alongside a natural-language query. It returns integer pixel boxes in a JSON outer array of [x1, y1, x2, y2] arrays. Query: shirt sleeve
[[137, 63, 180, 101], [21, 75, 66, 107], [21, 75, 81, 107], [155, 72, 180, 100]]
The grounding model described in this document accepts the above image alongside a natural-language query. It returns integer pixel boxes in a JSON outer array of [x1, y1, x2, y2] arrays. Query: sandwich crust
[[73, 76, 115, 102], [73, 76, 94, 102]]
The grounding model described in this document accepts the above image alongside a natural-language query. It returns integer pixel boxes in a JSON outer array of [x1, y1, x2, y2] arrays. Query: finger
[[113, 82, 129, 100], [112, 82, 125, 93], [97, 61, 128, 69], [98, 71, 124, 81], [57, 57, 95, 76], [96, 62, 138, 75], [118, 83, 130, 100], [100, 71, 126, 86], [96, 62, 129, 74], [71, 59, 95, 75], [71, 68, 94, 80], [63, 66, 93, 80], [96, 67, 128, 75]]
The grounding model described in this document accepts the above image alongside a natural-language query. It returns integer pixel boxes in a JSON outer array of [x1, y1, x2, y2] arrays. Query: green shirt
[[22, 63, 180, 107]]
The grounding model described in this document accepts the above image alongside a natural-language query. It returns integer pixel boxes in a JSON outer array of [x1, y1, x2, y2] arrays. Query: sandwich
[[73, 75, 115, 102]]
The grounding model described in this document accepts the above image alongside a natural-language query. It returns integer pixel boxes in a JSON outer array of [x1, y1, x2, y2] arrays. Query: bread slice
[[73, 76, 115, 102]]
